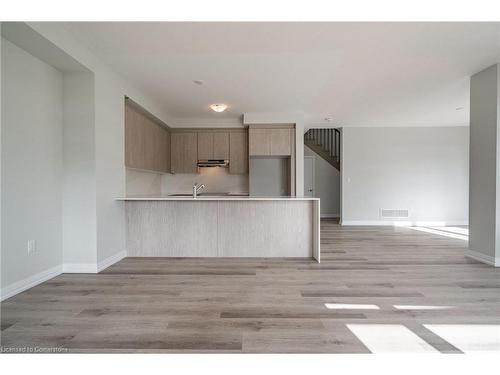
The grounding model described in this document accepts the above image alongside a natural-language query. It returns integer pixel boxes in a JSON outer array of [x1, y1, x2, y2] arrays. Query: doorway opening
[[304, 128, 341, 222]]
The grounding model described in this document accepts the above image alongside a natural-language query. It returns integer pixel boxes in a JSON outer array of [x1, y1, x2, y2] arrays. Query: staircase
[[304, 128, 341, 171]]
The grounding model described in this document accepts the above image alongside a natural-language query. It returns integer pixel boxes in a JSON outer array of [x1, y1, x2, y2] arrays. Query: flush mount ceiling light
[[210, 104, 228, 113]]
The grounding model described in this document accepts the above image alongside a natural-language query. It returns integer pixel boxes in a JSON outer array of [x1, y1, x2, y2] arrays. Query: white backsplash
[[161, 167, 248, 194], [126, 169, 162, 195]]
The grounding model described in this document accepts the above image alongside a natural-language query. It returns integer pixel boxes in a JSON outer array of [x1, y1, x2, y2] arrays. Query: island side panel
[[217, 200, 313, 257], [125, 201, 218, 256], [312, 199, 320, 263]]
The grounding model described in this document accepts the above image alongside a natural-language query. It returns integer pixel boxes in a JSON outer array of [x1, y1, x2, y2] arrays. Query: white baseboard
[[62, 250, 127, 274], [465, 249, 500, 267], [97, 250, 127, 272], [321, 213, 340, 218], [1, 251, 127, 301], [1, 265, 62, 301], [341, 220, 469, 226], [341, 220, 409, 226], [62, 263, 98, 273]]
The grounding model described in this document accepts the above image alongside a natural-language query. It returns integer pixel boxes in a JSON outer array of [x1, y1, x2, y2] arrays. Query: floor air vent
[[380, 209, 409, 219]]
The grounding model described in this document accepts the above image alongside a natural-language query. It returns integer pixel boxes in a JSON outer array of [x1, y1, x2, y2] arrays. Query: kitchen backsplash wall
[[161, 167, 249, 194], [126, 169, 162, 195]]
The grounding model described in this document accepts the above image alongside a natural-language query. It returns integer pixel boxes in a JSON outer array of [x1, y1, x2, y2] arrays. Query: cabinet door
[[229, 131, 248, 174], [124, 105, 145, 169], [197, 132, 213, 160], [165, 130, 171, 173], [269, 128, 291, 156], [213, 132, 229, 160], [170, 133, 183, 173], [171, 132, 198, 173], [157, 126, 169, 173], [248, 128, 271, 156], [182, 132, 198, 173], [143, 116, 157, 171], [152, 123, 161, 171]]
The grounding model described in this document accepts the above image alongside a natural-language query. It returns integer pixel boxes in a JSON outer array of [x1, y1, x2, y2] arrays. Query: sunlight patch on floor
[[429, 226, 469, 236], [424, 324, 500, 353], [325, 303, 380, 310], [408, 226, 468, 241], [346, 324, 438, 353], [393, 305, 454, 310]]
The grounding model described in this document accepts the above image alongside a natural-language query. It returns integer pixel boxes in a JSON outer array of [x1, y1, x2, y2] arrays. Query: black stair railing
[[304, 128, 341, 170]]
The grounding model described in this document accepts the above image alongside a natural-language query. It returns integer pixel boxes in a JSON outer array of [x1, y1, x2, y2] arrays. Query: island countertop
[[116, 194, 319, 201]]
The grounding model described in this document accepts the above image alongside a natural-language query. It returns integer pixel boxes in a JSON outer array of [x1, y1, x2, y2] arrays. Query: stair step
[[304, 140, 340, 171]]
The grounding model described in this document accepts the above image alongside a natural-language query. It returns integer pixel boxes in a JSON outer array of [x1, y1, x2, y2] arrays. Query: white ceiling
[[63, 22, 500, 127]]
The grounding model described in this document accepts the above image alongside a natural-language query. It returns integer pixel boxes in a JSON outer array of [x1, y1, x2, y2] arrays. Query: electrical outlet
[[27, 240, 37, 254]]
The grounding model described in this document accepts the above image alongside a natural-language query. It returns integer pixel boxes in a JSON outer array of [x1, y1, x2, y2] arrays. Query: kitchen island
[[116, 195, 320, 262]]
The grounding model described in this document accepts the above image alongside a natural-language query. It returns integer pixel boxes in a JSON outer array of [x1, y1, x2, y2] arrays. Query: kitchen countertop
[[116, 194, 319, 201]]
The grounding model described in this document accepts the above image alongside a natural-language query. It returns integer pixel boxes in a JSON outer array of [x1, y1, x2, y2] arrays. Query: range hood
[[197, 159, 229, 167]]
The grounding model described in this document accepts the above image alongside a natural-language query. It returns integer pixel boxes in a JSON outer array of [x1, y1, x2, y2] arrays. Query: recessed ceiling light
[[194, 80, 204, 85], [456, 106, 464, 111], [324, 117, 333, 122], [210, 104, 228, 113]]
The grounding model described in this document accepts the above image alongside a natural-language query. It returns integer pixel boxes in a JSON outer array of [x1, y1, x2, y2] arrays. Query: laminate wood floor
[[1, 220, 499, 353]]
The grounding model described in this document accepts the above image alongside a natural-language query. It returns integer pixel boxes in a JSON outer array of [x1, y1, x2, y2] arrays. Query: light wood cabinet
[[197, 131, 229, 160], [164, 131, 171, 173], [229, 131, 248, 174], [248, 127, 292, 156], [125, 103, 170, 173], [269, 128, 292, 155], [143, 117, 157, 171], [125, 105, 145, 169], [197, 132, 213, 160], [248, 128, 270, 156], [152, 122, 169, 173], [171, 132, 198, 173], [213, 132, 229, 160]]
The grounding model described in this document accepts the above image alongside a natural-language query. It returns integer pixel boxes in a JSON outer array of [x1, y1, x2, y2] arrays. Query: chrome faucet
[[192, 183, 205, 198]]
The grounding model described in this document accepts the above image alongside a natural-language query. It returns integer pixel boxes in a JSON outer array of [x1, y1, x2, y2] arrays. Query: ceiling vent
[[380, 209, 409, 219]]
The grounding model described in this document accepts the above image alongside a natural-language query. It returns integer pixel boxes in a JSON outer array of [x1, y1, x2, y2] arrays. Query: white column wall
[[468, 64, 500, 266]]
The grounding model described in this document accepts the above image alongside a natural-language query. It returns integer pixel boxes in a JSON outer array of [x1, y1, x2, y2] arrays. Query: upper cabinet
[[197, 132, 213, 160], [170, 129, 248, 174], [269, 128, 292, 156], [229, 131, 248, 174], [248, 128, 269, 156], [171, 132, 198, 174], [248, 126, 293, 156], [197, 131, 229, 160], [213, 132, 230, 160], [125, 102, 170, 173], [125, 105, 145, 169], [126, 107, 250, 176]]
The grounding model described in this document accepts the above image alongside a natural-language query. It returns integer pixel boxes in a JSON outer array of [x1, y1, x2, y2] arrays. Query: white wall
[[0, 30, 3, 299], [93, 74, 127, 263], [468, 64, 500, 266], [304, 145, 340, 216], [249, 158, 288, 196], [26, 22, 177, 266], [1, 23, 185, 298], [162, 167, 248, 194], [62, 72, 97, 267], [1, 38, 63, 289], [342, 126, 469, 225]]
